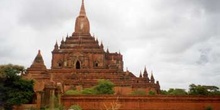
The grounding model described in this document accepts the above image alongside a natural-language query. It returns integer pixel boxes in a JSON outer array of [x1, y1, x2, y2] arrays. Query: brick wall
[[62, 95, 220, 110]]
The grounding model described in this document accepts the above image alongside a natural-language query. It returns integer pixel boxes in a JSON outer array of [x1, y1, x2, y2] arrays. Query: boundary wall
[[62, 95, 220, 110]]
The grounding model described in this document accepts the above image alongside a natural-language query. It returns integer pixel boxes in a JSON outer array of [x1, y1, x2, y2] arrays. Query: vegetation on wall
[[148, 91, 156, 95], [0, 64, 34, 110], [94, 79, 115, 94], [65, 79, 115, 95], [65, 90, 82, 95]]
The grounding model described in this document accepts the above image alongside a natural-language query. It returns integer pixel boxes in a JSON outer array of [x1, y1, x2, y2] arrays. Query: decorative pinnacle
[[80, 0, 86, 16], [139, 71, 142, 78], [38, 50, 41, 55]]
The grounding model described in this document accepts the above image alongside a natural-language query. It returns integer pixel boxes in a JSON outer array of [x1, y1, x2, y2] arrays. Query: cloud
[[196, 0, 220, 13], [18, 0, 77, 30], [0, 0, 219, 90], [196, 48, 211, 65]]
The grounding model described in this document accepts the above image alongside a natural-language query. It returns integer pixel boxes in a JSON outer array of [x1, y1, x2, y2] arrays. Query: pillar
[[49, 88, 56, 110], [36, 91, 42, 109]]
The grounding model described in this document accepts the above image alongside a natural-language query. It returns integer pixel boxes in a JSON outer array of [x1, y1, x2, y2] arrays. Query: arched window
[[95, 62, 98, 67], [57, 61, 62, 67], [58, 62, 62, 67], [76, 61, 81, 69]]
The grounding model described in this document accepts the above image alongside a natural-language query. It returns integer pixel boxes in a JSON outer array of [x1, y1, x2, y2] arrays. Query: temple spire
[[150, 71, 155, 83], [143, 67, 149, 82], [29, 50, 46, 70], [35, 50, 43, 63], [73, 0, 90, 35], [54, 41, 58, 50], [139, 71, 142, 78], [143, 67, 148, 75], [80, 0, 86, 16], [106, 48, 109, 53], [100, 42, 104, 48]]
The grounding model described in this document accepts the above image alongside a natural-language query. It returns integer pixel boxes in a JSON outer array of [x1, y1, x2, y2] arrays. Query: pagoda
[[23, 0, 160, 99]]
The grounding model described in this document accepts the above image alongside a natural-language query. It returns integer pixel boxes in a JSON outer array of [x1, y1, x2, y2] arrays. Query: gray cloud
[[18, 0, 77, 30], [197, 48, 211, 65], [0, 0, 219, 90]]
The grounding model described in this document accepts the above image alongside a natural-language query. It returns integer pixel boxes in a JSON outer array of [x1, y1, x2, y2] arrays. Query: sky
[[0, 0, 220, 90]]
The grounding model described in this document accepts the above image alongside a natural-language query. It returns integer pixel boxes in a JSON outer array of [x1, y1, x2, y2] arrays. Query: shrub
[[148, 91, 156, 95], [94, 79, 115, 95], [65, 90, 82, 95], [82, 88, 97, 95], [65, 80, 115, 95]]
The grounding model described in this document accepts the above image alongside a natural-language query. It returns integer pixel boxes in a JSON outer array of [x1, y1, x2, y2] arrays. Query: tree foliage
[[65, 79, 115, 95], [0, 64, 24, 78], [161, 84, 220, 96], [189, 84, 208, 95], [168, 88, 187, 95], [189, 84, 220, 95], [0, 64, 34, 110], [160, 88, 187, 95], [160, 90, 168, 95], [94, 79, 114, 95]]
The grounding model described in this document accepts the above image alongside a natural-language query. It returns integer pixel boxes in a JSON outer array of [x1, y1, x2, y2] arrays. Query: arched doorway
[[76, 61, 81, 69]]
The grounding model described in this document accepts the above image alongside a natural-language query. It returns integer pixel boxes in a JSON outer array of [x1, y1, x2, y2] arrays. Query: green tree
[[0, 64, 34, 110], [189, 84, 209, 95], [189, 84, 220, 95], [160, 89, 187, 95], [203, 86, 220, 95], [168, 88, 187, 95], [160, 90, 168, 95], [0, 64, 24, 77], [94, 79, 114, 94]]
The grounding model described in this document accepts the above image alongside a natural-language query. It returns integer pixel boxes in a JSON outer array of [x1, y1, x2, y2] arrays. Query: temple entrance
[[76, 61, 81, 69]]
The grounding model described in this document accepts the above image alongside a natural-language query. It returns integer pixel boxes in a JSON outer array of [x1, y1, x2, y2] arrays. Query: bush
[[94, 79, 114, 94], [82, 88, 97, 95], [65, 80, 115, 95], [148, 91, 156, 95], [65, 90, 82, 95]]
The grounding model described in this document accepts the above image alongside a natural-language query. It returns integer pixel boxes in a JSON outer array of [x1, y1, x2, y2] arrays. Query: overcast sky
[[0, 0, 219, 90]]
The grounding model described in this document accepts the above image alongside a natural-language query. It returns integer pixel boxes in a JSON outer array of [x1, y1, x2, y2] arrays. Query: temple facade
[[23, 0, 160, 102]]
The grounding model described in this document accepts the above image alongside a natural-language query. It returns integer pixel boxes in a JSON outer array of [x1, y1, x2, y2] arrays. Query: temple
[[23, 0, 160, 107]]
